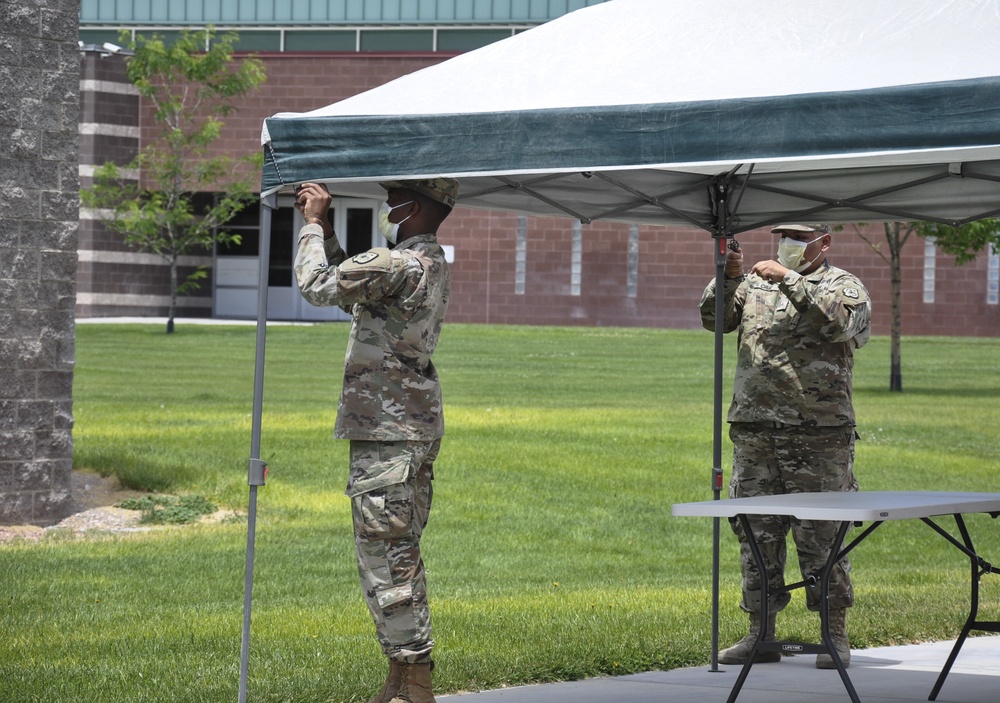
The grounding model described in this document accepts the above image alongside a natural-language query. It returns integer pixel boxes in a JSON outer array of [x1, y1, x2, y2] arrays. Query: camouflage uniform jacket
[[295, 225, 451, 441], [699, 260, 871, 426]]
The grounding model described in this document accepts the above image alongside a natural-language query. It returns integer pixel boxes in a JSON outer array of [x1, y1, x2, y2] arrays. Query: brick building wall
[[0, 0, 80, 526], [114, 52, 1000, 337], [435, 212, 1000, 337]]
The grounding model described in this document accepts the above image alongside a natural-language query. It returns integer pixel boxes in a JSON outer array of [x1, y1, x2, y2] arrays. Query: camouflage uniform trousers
[[728, 423, 859, 614], [348, 438, 439, 664]]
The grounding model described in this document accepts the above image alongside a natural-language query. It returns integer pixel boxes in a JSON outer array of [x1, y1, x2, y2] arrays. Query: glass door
[[214, 195, 380, 321]]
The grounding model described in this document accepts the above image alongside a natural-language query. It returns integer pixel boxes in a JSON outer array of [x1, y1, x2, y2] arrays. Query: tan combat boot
[[367, 659, 402, 703], [718, 611, 781, 664], [389, 662, 435, 703], [816, 608, 851, 669]]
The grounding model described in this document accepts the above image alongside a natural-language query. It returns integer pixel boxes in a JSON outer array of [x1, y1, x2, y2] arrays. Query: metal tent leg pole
[[239, 199, 275, 703], [708, 172, 738, 672], [710, 235, 728, 672]]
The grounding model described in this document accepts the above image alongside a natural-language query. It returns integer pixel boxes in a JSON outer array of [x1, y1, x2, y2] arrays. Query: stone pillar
[[0, 0, 80, 526]]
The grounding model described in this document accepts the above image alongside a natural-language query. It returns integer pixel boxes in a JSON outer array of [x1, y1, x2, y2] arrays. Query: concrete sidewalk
[[443, 636, 1000, 703]]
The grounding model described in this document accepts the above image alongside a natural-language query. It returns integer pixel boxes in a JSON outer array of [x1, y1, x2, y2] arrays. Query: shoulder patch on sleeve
[[338, 248, 392, 273], [836, 281, 871, 306]]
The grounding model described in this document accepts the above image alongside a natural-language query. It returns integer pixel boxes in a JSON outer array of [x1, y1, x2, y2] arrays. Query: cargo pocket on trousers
[[347, 454, 413, 541]]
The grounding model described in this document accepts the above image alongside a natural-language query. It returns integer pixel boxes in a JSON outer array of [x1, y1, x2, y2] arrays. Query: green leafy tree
[[850, 220, 1000, 391], [913, 219, 1000, 265], [82, 28, 266, 333]]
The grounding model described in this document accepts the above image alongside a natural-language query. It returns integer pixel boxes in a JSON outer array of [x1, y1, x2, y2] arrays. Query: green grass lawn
[[2, 323, 999, 703]]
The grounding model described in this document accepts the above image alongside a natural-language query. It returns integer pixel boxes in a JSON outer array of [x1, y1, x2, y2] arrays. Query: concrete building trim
[[80, 165, 139, 180], [80, 79, 140, 95], [76, 292, 212, 308], [80, 122, 141, 138], [77, 249, 212, 267], [80, 207, 120, 220]]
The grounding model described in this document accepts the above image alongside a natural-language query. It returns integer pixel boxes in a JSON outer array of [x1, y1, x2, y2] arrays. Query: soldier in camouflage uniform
[[294, 178, 458, 703], [700, 224, 871, 670]]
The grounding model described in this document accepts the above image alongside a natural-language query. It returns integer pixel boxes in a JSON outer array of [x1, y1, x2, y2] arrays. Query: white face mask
[[776, 235, 823, 272], [377, 200, 413, 244]]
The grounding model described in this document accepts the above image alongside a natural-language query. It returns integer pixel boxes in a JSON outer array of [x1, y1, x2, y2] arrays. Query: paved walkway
[[444, 636, 1000, 703]]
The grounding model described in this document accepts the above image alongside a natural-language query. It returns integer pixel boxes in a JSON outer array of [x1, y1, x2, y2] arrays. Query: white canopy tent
[[261, 0, 1000, 230], [241, 1, 1000, 697]]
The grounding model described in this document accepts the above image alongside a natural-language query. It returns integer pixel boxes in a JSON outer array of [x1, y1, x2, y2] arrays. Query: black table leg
[[725, 513, 769, 703], [724, 515, 861, 703], [927, 514, 1000, 701], [818, 520, 860, 703]]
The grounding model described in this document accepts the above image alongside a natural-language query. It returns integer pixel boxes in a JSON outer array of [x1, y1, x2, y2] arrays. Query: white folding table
[[672, 491, 1000, 703]]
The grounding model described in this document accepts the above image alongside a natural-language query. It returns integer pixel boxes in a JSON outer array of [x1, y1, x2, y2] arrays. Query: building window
[[80, 29, 120, 45], [923, 236, 936, 304], [436, 29, 512, 51], [82, 25, 527, 55], [345, 208, 375, 257], [515, 215, 526, 295], [214, 199, 261, 257], [230, 31, 281, 52], [988, 244, 999, 305], [627, 224, 639, 297], [135, 30, 185, 46], [570, 221, 582, 296], [284, 30, 356, 52], [360, 29, 434, 52]]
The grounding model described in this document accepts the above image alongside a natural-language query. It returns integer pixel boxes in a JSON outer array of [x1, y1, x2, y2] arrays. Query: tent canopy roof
[[261, 0, 1000, 233]]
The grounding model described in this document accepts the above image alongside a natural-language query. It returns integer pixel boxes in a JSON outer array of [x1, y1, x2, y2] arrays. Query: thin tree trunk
[[886, 223, 903, 392], [167, 255, 178, 334]]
